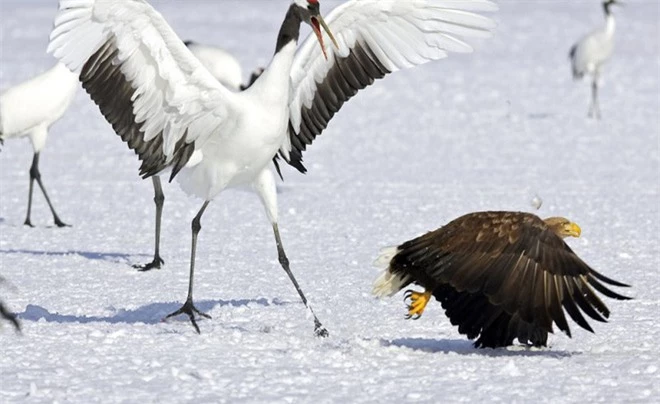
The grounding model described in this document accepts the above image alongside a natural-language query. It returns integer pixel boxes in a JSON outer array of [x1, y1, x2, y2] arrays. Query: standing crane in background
[[0, 63, 79, 227], [569, 0, 621, 119], [185, 40, 244, 92]]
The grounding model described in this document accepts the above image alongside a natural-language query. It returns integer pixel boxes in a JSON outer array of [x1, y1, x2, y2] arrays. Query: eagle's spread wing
[[432, 283, 549, 348], [389, 211, 631, 346]]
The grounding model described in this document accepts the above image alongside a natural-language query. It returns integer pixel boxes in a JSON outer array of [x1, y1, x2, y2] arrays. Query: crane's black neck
[[275, 4, 304, 55], [603, 1, 613, 16]]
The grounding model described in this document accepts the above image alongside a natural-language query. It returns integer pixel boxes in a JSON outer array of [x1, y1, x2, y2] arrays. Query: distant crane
[[185, 41, 244, 92], [186, 41, 264, 91], [569, 0, 621, 119], [0, 63, 79, 227]]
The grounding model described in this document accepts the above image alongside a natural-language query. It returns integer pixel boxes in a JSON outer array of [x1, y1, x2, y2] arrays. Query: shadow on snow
[[0, 249, 149, 264], [17, 298, 290, 325], [382, 337, 577, 357]]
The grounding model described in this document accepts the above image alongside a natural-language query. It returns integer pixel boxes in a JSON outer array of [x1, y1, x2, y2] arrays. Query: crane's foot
[[133, 256, 165, 272], [314, 319, 329, 338], [164, 299, 211, 334], [23, 219, 34, 228], [404, 289, 432, 320], [54, 218, 70, 228]]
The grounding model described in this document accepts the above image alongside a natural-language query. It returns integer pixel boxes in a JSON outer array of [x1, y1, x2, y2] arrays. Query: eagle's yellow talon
[[404, 289, 432, 319]]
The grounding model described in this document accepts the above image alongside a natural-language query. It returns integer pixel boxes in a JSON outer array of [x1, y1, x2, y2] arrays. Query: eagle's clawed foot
[[404, 289, 432, 320]]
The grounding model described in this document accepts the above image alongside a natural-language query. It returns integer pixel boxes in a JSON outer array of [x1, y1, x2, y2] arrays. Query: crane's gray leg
[[164, 201, 211, 333], [272, 223, 329, 337], [0, 300, 20, 331], [24, 152, 68, 227], [134, 176, 166, 271], [23, 154, 37, 227], [0, 276, 21, 332], [588, 76, 601, 119], [254, 168, 328, 337]]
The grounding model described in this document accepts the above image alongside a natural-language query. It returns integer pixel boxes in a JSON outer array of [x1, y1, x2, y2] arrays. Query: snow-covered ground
[[1, 0, 658, 402]]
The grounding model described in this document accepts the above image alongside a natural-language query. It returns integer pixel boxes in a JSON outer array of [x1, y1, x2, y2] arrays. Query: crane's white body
[[177, 42, 294, 208], [186, 42, 244, 92], [570, 1, 618, 118], [0, 62, 78, 227], [0, 63, 79, 152], [571, 14, 616, 80]]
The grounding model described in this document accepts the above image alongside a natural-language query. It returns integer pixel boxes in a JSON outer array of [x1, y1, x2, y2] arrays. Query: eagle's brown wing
[[391, 211, 630, 346], [432, 283, 549, 348]]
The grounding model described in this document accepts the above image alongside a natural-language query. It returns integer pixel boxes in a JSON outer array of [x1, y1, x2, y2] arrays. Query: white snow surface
[[1, 0, 658, 402]]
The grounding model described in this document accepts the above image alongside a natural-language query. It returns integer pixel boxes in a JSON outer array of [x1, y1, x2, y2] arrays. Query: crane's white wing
[[48, 0, 237, 179], [285, 0, 497, 173]]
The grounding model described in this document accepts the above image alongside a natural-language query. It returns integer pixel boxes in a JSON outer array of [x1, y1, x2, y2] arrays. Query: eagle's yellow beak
[[566, 222, 582, 238]]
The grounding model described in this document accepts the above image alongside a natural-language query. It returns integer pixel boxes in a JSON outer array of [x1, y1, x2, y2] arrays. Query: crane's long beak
[[311, 15, 339, 60]]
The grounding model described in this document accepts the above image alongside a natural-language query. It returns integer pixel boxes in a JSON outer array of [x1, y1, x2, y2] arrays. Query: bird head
[[603, 0, 623, 15], [544, 217, 582, 239], [293, 0, 339, 60]]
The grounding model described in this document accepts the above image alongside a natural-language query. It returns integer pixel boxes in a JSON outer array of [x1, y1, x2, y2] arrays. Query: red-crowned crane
[[569, 0, 622, 119], [0, 63, 78, 227], [49, 0, 496, 334]]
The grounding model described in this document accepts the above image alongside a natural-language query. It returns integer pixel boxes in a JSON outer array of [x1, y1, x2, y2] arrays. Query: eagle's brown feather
[[382, 211, 631, 348]]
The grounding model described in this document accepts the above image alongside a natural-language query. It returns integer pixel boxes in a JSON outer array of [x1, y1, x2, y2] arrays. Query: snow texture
[[1, 0, 658, 402]]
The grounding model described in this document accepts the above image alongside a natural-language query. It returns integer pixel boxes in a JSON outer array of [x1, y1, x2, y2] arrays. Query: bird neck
[[250, 6, 302, 101], [275, 4, 303, 56], [257, 42, 297, 101], [604, 13, 616, 37]]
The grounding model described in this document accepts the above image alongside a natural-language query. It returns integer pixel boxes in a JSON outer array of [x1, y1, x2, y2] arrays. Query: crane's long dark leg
[[134, 176, 165, 271], [272, 223, 329, 337], [0, 300, 20, 331], [164, 201, 211, 333], [588, 77, 601, 119], [0, 276, 20, 331], [23, 155, 37, 227], [254, 168, 328, 337], [24, 152, 68, 227]]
